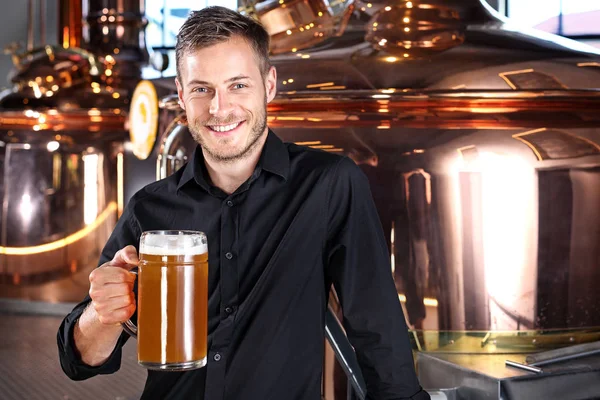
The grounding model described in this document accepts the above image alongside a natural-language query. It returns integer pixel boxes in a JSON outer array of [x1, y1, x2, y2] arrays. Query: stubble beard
[[189, 97, 268, 164]]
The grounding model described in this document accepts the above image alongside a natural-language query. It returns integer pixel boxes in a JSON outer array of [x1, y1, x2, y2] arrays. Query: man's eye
[[233, 83, 247, 89], [193, 87, 207, 93]]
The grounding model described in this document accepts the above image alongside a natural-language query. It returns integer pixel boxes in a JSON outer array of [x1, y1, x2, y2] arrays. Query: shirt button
[[214, 353, 222, 362], [226, 200, 233, 207], [225, 306, 233, 314], [225, 252, 233, 260]]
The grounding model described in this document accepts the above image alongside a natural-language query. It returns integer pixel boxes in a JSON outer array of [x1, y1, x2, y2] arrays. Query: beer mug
[[122, 230, 209, 371]]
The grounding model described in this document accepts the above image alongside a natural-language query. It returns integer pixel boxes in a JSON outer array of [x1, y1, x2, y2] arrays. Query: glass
[[122, 230, 209, 371]]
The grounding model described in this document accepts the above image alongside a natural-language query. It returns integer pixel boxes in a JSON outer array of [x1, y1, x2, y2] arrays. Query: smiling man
[[57, 6, 429, 400]]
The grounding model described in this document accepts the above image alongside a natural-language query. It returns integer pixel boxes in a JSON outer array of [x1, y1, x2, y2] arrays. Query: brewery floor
[[0, 299, 146, 400]]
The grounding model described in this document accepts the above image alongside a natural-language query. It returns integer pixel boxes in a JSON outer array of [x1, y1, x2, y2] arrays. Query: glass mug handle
[[121, 269, 138, 338]]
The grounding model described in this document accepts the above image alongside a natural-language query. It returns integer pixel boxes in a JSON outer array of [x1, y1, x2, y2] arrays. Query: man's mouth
[[207, 121, 244, 133]]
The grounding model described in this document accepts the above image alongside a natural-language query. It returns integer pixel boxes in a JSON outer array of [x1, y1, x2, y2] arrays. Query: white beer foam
[[141, 235, 207, 256], [140, 244, 207, 256]]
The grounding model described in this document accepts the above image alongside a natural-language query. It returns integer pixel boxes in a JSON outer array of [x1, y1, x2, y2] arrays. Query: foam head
[[140, 232, 208, 256]]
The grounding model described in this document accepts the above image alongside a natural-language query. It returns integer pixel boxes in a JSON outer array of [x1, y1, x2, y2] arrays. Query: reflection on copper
[[404, 169, 432, 205], [59, 0, 82, 48], [513, 127, 600, 160], [511, 128, 545, 160], [457, 145, 478, 161], [0, 202, 117, 255], [244, 0, 354, 54], [265, 91, 600, 129], [366, 1, 464, 57], [295, 140, 321, 145], [399, 293, 438, 307], [0, 110, 125, 131], [306, 82, 335, 88], [499, 69, 567, 90]]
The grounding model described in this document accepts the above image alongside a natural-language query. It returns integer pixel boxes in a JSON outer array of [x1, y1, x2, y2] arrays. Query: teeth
[[210, 122, 240, 132]]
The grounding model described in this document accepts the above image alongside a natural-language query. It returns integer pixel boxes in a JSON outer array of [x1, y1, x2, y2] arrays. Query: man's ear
[[175, 77, 185, 110], [265, 66, 277, 103]]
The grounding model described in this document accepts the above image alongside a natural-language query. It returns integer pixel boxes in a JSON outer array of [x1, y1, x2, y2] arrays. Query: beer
[[136, 232, 208, 370]]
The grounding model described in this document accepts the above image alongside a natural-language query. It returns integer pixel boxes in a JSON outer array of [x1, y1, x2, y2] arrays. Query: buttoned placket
[[204, 194, 241, 400]]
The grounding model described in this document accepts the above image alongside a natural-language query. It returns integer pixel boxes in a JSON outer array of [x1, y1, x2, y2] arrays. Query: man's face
[[176, 36, 277, 162]]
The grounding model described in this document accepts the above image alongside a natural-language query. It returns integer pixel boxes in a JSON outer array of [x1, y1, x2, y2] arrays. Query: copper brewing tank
[[151, 0, 600, 353], [0, 0, 148, 301], [253, 0, 600, 334]]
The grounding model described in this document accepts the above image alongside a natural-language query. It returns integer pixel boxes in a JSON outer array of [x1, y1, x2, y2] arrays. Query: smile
[[208, 121, 243, 132]]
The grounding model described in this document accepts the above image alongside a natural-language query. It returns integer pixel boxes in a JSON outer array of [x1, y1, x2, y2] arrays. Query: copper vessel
[[154, 0, 600, 338], [0, 0, 149, 301], [143, 0, 600, 376]]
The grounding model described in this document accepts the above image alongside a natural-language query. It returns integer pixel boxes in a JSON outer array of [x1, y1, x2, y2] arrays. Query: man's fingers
[[89, 281, 134, 301], [92, 293, 135, 314], [89, 266, 136, 286], [112, 245, 139, 269], [97, 303, 136, 325]]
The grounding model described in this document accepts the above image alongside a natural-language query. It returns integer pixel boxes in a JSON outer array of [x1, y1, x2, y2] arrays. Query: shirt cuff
[[57, 302, 127, 380]]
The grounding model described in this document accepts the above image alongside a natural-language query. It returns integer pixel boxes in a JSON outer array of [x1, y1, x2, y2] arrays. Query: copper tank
[[154, 0, 600, 350], [0, 0, 148, 301]]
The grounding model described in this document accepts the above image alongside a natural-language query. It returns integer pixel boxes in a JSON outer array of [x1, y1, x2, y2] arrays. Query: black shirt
[[57, 130, 428, 400]]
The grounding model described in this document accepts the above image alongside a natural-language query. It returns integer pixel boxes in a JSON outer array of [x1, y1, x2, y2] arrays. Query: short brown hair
[[175, 6, 271, 83]]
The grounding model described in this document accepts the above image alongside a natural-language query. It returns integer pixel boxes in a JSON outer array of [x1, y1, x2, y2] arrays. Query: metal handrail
[[325, 305, 367, 400]]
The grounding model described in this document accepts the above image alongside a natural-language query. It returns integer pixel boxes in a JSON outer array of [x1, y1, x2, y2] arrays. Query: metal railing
[[325, 305, 367, 400]]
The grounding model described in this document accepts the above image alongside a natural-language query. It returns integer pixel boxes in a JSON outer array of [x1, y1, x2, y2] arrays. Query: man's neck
[[203, 132, 268, 195]]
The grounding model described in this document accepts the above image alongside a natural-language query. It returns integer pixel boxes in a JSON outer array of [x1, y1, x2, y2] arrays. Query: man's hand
[[88, 245, 139, 325], [74, 245, 139, 367]]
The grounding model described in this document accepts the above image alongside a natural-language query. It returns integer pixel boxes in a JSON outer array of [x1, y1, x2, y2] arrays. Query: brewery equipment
[[0, 0, 150, 301], [148, 0, 600, 397]]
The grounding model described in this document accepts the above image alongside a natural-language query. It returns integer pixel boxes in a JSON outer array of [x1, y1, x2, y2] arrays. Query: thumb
[[112, 245, 139, 269]]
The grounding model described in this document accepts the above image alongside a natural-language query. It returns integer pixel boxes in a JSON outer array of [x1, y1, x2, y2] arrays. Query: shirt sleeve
[[57, 202, 141, 381], [325, 157, 430, 400]]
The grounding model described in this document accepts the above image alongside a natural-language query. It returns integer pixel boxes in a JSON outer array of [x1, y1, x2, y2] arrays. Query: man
[[57, 6, 429, 400]]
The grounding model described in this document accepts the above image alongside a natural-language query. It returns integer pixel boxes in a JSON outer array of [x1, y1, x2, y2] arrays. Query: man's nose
[[209, 90, 233, 117]]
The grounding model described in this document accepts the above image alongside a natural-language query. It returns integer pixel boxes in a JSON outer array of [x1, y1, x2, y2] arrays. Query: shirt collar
[[177, 129, 289, 192]]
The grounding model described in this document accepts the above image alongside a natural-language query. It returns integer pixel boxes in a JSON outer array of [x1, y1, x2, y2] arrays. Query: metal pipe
[[27, 0, 34, 51], [58, 0, 82, 48], [39, 0, 46, 45], [325, 306, 367, 400], [505, 360, 542, 374]]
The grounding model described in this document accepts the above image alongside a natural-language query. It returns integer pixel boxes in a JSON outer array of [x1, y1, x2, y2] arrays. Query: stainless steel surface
[[526, 341, 600, 366], [419, 352, 600, 399]]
